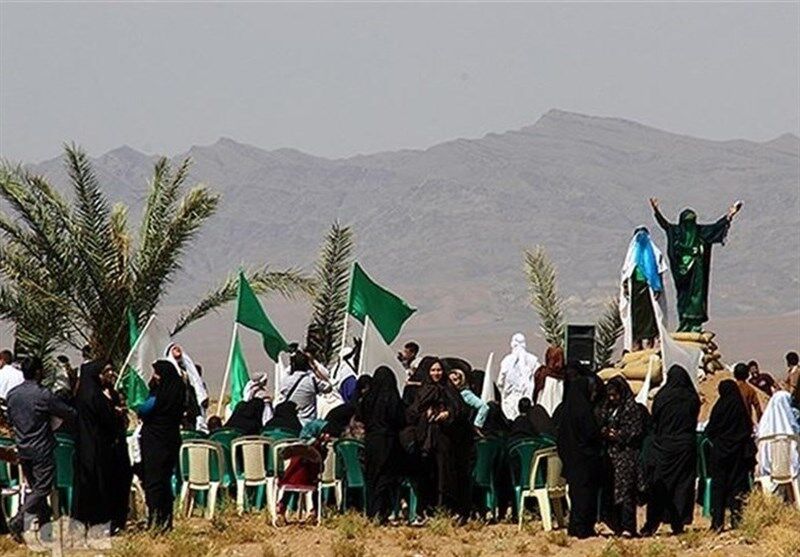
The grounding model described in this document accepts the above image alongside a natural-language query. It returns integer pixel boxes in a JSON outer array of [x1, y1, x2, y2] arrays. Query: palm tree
[[524, 246, 565, 347], [305, 221, 354, 366], [0, 145, 313, 365], [594, 296, 623, 368]]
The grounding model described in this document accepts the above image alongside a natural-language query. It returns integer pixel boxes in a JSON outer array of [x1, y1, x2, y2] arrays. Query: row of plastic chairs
[[175, 429, 366, 525], [471, 435, 568, 531]]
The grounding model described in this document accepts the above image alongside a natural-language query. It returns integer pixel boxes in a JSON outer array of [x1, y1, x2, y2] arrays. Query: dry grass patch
[[428, 512, 456, 536], [739, 489, 800, 555], [677, 528, 704, 549], [544, 529, 570, 548]]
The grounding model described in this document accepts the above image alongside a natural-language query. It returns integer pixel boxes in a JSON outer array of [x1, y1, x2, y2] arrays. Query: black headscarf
[[358, 366, 404, 433], [482, 401, 510, 438], [263, 401, 302, 435], [556, 376, 603, 484], [509, 413, 537, 443], [652, 365, 700, 429], [225, 398, 266, 435], [323, 374, 373, 437], [648, 365, 699, 505], [705, 380, 755, 463], [408, 359, 465, 420], [322, 403, 356, 437], [403, 355, 435, 406], [146, 360, 187, 426], [530, 404, 557, 437]]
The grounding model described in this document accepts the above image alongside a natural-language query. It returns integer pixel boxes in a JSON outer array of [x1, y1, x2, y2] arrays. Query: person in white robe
[[165, 342, 209, 433], [497, 333, 540, 420], [756, 391, 800, 495], [619, 226, 669, 352]]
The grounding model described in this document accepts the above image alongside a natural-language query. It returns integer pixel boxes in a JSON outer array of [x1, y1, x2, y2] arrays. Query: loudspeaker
[[565, 324, 596, 370]]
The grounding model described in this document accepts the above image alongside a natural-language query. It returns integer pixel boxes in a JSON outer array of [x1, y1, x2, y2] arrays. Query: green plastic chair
[[0, 439, 21, 518], [394, 478, 419, 523], [181, 430, 207, 441], [509, 436, 555, 514], [334, 439, 366, 512], [472, 437, 504, 519], [697, 435, 713, 518], [261, 427, 299, 441], [53, 435, 75, 516], [209, 428, 240, 489]]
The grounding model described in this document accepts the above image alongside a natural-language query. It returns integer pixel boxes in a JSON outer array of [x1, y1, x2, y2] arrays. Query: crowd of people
[[0, 338, 799, 543]]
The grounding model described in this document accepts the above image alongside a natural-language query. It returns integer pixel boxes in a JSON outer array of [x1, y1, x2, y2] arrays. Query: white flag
[[272, 354, 290, 402], [480, 352, 496, 403], [635, 354, 658, 405], [358, 316, 405, 394], [651, 291, 703, 390]]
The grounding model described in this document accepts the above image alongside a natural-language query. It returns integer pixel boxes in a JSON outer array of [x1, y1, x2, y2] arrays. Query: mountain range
[[27, 109, 800, 337]]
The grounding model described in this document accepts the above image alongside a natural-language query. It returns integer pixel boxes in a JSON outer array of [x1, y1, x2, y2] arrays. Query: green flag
[[227, 329, 250, 411], [347, 262, 416, 344], [126, 308, 140, 349], [235, 271, 288, 362], [119, 312, 167, 411]]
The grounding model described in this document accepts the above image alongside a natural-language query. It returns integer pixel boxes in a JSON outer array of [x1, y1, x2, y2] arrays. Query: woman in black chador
[[641, 365, 700, 536], [357, 366, 405, 523], [406, 358, 472, 519], [557, 375, 603, 538], [705, 379, 756, 531], [138, 360, 186, 532]]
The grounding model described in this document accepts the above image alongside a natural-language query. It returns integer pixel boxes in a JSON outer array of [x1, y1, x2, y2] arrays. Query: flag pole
[[357, 315, 370, 376], [115, 314, 154, 390], [340, 263, 355, 351], [217, 321, 238, 416]]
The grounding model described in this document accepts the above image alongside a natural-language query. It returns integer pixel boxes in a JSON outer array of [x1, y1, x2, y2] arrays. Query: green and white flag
[[347, 262, 416, 344], [220, 272, 289, 414], [117, 313, 170, 410], [226, 328, 250, 412]]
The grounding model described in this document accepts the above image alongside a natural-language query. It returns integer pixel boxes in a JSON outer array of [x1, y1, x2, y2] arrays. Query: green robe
[[655, 209, 730, 332]]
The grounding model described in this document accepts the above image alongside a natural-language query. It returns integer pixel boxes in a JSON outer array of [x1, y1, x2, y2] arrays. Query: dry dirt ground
[[2, 494, 797, 557]]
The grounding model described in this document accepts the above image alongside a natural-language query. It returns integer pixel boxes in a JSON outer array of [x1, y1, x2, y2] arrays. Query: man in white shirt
[[278, 350, 332, 425], [0, 349, 24, 403]]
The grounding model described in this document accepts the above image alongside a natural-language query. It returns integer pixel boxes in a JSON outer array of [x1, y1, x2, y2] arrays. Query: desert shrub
[[330, 535, 366, 557], [326, 511, 371, 540], [597, 538, 638, 557], [544, 530, 570, 548], [739, 490, 800, 543], [428, 512, 456, 536]]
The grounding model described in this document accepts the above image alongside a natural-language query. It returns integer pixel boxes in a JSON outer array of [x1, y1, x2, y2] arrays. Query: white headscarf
[[756, 391, 800, 478], [165, 342, 209, 404], [619, 226, 670, 351]]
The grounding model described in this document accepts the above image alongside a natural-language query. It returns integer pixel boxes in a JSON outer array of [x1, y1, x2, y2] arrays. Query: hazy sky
[[1, 2, 798, 163]]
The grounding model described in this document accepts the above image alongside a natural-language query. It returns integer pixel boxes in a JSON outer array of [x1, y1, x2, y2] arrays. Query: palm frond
[[138, 157, 190, 261], [171, 267, 315, 335], [306, 221, 354, 366], [133, 185, 219, 317], [594, 296, 623, 369], [524, 246, 565, 347]]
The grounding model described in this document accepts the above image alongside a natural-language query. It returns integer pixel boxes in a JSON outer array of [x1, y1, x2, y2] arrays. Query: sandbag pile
[[670, 331, 725, 374], [598, 348, 662, 395]]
